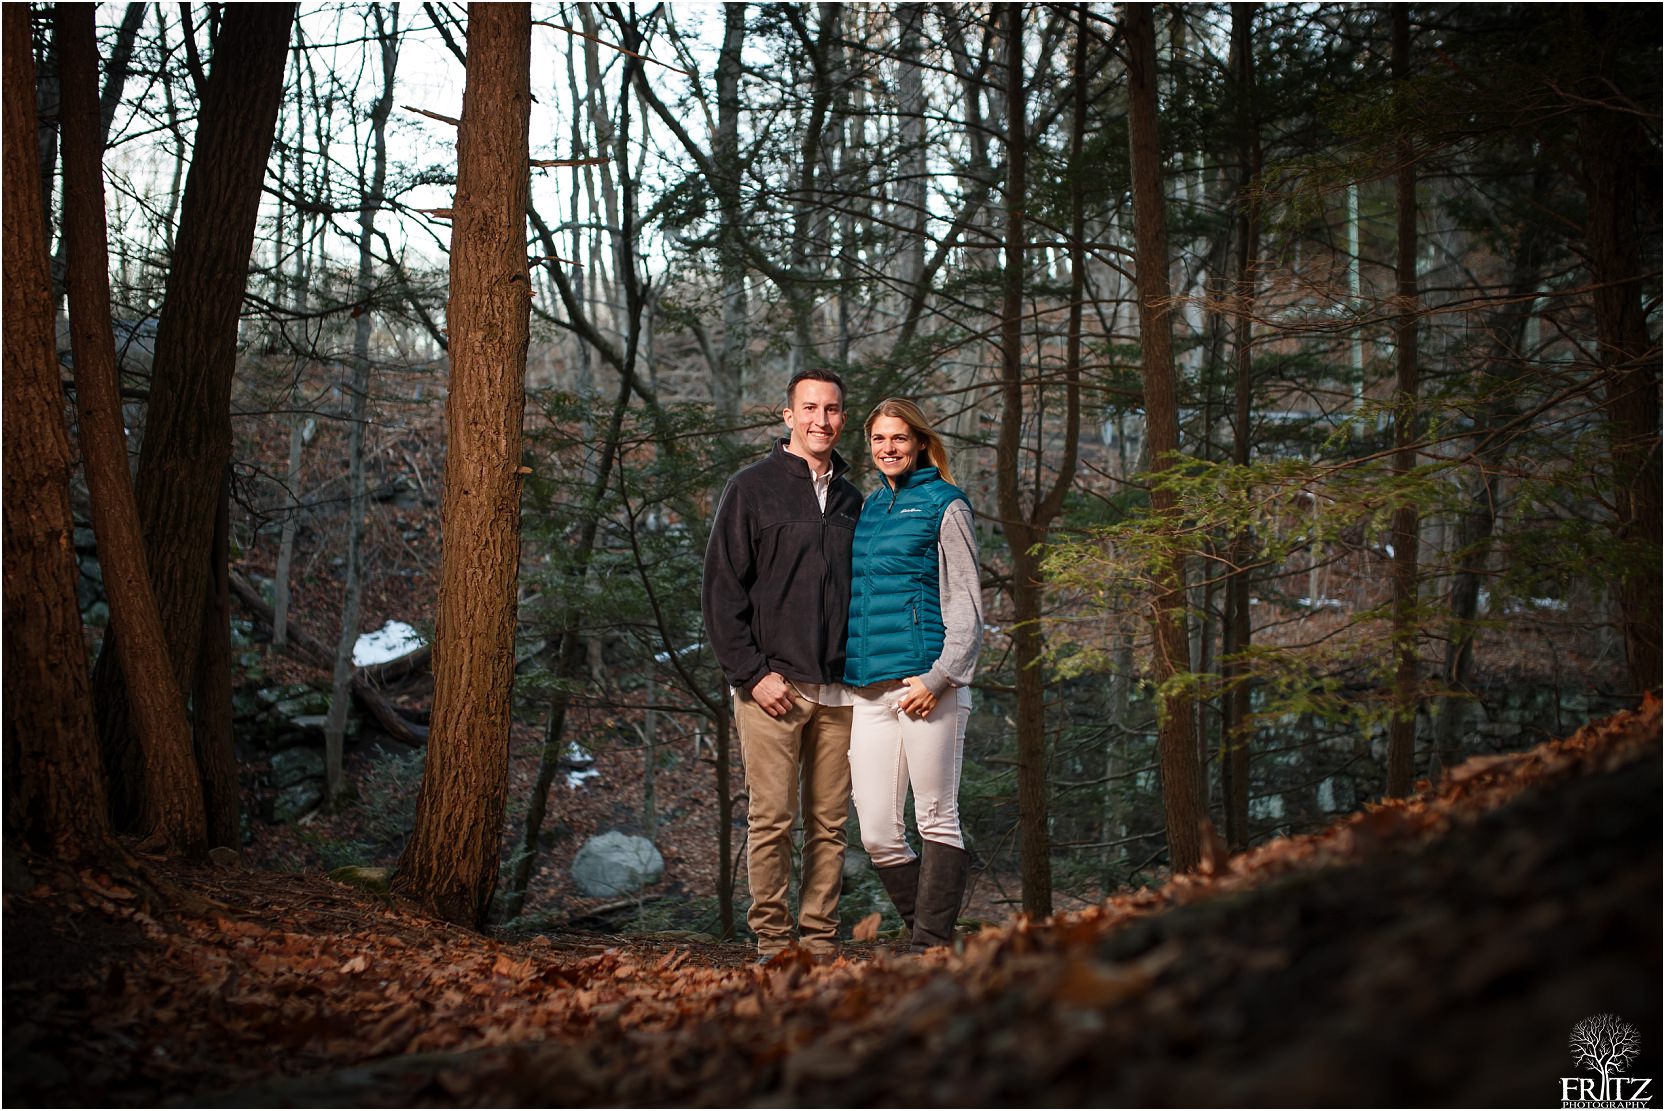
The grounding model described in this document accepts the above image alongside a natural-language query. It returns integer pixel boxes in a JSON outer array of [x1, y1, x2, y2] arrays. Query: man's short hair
[[785, 368, 846, 407]]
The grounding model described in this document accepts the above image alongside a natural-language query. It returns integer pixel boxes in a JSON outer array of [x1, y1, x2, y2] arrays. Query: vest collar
[[881, 464, 940, 493]]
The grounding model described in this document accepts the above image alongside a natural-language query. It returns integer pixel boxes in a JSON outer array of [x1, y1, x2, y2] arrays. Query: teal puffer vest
[[844, 466, 969, 687]]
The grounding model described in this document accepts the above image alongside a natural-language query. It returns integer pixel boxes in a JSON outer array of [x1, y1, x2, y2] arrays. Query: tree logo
[[1562, 1014, 1653, 1108]]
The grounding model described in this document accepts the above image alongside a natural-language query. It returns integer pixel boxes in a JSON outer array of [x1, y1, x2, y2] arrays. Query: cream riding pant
[[848, 683, 970, 867]]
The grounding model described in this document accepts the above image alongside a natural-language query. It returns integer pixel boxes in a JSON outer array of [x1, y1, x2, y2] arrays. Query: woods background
[[5, 1, 1659, 938]]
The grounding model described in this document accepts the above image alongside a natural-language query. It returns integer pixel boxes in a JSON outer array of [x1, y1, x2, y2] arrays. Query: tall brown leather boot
[[912, 840, 968, 950], [874, 857, 920, 933]]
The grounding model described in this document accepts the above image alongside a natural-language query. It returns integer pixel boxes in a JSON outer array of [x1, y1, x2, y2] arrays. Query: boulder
[[273, 691, 329, 718], [330, 865, 391, 893], [270, 746, 325, 789], [570, 832, 664, 898], [271, 782, 322, 824]]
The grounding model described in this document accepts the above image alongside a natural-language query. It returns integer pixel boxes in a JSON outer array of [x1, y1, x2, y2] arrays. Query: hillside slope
[[5, 699, 1659, 1107]]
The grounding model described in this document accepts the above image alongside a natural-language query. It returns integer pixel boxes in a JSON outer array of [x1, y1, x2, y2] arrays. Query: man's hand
[[750, 671, 796, 718], [897, 676, 937, 718]]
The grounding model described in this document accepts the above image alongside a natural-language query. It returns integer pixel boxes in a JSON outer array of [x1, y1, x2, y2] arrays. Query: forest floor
[[4, 696, 1659, 1108]]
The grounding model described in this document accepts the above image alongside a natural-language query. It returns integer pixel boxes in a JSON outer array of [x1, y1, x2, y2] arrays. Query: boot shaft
[[912, 840, 969, 949]]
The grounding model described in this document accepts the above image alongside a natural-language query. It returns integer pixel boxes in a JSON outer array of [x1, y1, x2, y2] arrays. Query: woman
[[844, 398, 983, 950]]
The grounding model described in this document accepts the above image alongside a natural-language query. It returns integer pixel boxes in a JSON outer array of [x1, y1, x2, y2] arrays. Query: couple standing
[[701, 369, 984, 959]]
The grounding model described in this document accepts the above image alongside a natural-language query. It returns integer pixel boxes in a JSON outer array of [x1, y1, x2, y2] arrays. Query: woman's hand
[[897, 676, 937, 717]]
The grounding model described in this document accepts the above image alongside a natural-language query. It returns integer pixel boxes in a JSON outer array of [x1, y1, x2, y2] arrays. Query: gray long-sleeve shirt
[[922, 499, 984, 696]]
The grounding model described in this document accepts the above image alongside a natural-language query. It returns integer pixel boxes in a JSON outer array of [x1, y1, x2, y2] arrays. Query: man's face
[[782, 379, 846, 466]]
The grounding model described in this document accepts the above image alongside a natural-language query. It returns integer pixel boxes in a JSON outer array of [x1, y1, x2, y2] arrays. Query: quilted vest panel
[[844, 467, 968, 686]]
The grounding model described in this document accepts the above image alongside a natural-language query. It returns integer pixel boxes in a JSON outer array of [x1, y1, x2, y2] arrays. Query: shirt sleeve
[[701, 478, 769, 693], [922, 499, 984, 695]]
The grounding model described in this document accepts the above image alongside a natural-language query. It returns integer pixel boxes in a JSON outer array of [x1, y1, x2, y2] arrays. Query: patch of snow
[[1296, 596, 1345, 610], [1531, 597, 1568, 611], [1384, 543, 1395, 558], [566, 767, 601, 790], [353, 620, 426, 666], [1249, 792, 1285, 821], [653, 641, 702, 665]]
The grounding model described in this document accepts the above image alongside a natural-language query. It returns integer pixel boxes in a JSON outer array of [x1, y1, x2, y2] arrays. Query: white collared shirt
[[810, 464, 831, 511]]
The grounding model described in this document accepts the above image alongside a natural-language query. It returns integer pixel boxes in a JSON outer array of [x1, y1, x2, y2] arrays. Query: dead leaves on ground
[[5, 696, 1658, 1107]]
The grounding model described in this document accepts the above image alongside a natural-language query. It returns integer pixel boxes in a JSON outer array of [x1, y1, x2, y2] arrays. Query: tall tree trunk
[[713, 2, 747, 423], [1431, 160, 1549, 776], [1575, 9, 1663, 697], [194, 472, 239, 847], [1385, 7, 1420, 799], [559, 8, 593, 398], [641, 671, 659, 842], [503, 698, 572, 922], [995, 4, 1053, 919], [393, 2, 531, 930], [895, 5, 928, 297], [89, 2, 295, 832], [325, 2, 401, 808], [505, 22, 650, 921], [1222, 2, 1260, 850], [1125, 1, 1203, 873], [3, 3, 115, 862], [994, 6, 1082, 918], [714, 711, 735, 937], [271, 416, 307, 648], [34, 11, 59, 248], [60, 4, 206, 853], [272, 56, 312, 654], [51, 2, 147, 309]]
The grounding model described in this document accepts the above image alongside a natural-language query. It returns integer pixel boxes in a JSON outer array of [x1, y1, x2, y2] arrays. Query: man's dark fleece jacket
[[702, 438, 862, 694]]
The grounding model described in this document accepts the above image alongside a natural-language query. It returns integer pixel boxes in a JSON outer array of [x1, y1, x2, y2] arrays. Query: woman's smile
[[870, 415, 920, 481]]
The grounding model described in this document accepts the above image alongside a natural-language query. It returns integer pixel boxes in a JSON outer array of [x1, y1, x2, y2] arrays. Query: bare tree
[[1385, 6, 1420, 798], [324, 2, 403, 808], [1568, 1014, 1641, 1088], [994, 3, 1087, 919], [1125, 1, 1203, 873], [1221, 1, 1262, 849]]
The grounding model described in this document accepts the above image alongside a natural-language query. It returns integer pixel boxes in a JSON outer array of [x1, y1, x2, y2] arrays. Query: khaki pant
[[733, 688, 852, 952]]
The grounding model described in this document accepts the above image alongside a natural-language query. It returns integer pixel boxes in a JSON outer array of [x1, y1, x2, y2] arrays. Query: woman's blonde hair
[[865, 397, 953, 484]]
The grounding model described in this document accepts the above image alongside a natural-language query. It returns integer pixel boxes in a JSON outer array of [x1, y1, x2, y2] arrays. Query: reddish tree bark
[[60, 3, 207, 853], [2, 3, 114, 861], [90, 3, 294, 831], [393, 2, 533, 929]]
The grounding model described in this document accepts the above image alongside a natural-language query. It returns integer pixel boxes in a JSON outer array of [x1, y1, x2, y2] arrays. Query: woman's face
[[869, 414, 921, 483]]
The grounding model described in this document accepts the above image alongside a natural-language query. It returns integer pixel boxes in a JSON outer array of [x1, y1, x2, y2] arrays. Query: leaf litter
[[4, 696, 1658, 1107]]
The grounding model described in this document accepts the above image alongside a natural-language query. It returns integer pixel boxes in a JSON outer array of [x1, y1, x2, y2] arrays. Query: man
[[702, 369, 862, 958]]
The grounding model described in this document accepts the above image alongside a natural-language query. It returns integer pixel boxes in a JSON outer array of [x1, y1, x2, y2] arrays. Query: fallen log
[[228, 571, 430, 746], [360, 642, 432, 686]]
